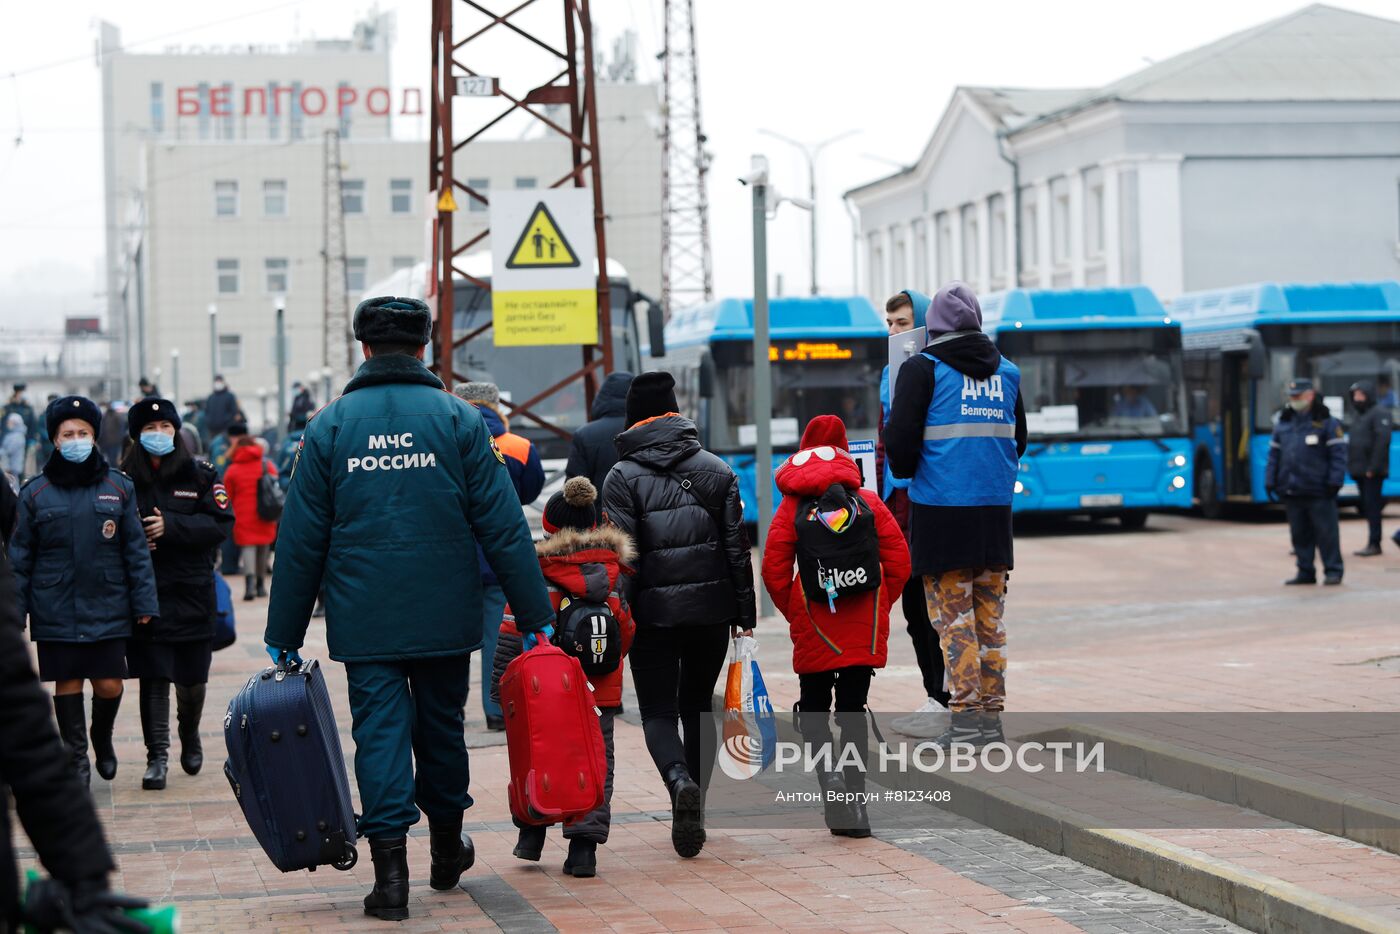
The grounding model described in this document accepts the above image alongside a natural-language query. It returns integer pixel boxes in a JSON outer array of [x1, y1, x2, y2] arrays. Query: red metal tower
[[428, 0, 613, 436]]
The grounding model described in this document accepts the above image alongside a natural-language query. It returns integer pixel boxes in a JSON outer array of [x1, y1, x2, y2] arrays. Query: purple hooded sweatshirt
[[925, 281, 983, 338]]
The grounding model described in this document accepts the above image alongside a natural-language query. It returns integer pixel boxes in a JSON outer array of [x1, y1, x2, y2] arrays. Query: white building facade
[[846, 5, 1400, 308], [100, 19, 661, 425]]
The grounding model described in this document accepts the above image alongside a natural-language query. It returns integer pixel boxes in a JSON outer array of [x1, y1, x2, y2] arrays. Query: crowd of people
[[2, 281, 1394, 927]]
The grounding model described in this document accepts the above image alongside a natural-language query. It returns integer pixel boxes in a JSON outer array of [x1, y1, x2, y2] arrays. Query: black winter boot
[[256, 577, 268, 598], [662, 762, 705, 858], [243, 575, 256, 602], [89, 691, 122, 781], [563, 837, 597, 878], [513, 825, 546, 862], [53, 694, 91, 788], [175, 683, 206, 775], [139, 679, 170, 790], [835, 766, 872, 839], [428, 817, 475, 890], [363, 836, 410, 921], [932, 710, 984, 750], [815, 767, 850, 834]]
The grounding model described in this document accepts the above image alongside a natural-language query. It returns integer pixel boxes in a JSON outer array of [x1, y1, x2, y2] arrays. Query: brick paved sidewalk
[[14, 513, 1400, 931]]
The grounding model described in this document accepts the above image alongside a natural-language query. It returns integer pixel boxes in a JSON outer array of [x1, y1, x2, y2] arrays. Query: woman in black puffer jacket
[[600, 371, 756, 860]]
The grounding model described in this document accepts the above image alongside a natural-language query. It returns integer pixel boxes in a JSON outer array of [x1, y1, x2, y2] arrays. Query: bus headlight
[[1171, 475, 1186, 490], [1172, 454, 1187, 468], [1014, 480, 1025, 495]]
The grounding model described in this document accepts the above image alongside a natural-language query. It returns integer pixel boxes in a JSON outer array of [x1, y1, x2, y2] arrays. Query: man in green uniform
[[265, 297, 554, 921]]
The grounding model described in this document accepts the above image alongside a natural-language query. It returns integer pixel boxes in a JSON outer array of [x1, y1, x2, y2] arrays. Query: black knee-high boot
[[140, 678, 170, 790], [175, 683, 206, 775], [90, 690, 122, 781], [53, 694, 91, 788]]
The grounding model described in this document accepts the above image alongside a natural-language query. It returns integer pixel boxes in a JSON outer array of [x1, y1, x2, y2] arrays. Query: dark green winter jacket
[[264, 353, 554, 662]]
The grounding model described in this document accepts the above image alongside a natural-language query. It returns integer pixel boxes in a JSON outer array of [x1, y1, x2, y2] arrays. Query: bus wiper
[[1121, 425, 1169, 451]]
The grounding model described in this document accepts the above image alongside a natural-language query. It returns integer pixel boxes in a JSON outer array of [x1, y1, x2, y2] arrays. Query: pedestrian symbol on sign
[[505, 202, 581, 269]]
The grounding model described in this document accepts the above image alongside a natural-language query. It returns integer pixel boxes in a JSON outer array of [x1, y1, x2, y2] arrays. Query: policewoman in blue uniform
[[121, 396, 234, 791], [1265, 378, 1348, 585], [264, 297, 555, 921], [9, 395, 159, 788], [886, 282, 1027, 751]]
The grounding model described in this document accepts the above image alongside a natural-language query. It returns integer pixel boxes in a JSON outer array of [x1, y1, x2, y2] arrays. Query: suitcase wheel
[[332, 845, 358, 871]]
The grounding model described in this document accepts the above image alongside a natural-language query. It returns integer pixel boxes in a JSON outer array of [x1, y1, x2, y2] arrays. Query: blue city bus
[[657, 296, 887, 523], [979, 288, 1193, 527], [1172, 281, 1400, 516]]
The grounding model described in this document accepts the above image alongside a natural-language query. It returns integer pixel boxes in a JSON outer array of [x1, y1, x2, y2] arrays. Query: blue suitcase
[[223, 659, 359, 872]]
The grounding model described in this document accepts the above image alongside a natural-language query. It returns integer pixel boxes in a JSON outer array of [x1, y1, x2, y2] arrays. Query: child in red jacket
[[491, 477, 635, 879], [762, 415, 910, 837]]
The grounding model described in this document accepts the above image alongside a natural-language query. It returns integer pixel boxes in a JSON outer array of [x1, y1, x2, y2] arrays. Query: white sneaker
[[890, 699, 950, 738]]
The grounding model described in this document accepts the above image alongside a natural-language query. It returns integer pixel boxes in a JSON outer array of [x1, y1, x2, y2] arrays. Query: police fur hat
[[353, 296, 433, 346], [543, 477, 599, 534], [45, 395, 102, 441], [127, 396, 182, 439], [454, 382, 500, 406]]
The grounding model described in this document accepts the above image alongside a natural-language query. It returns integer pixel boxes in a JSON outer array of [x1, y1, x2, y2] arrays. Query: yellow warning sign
[[437, 188, 457, 212], [505, 202, 580, 269]]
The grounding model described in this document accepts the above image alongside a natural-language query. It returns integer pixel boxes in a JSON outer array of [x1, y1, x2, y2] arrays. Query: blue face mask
[[59, 439, 94, 463], [140, 431, 176, 456]]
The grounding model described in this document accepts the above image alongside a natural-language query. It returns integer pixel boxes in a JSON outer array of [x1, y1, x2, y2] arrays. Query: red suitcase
[[500, 642, 608, 826]]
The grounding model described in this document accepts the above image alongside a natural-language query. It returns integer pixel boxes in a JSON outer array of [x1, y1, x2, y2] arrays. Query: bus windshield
[[999, 327, 1187, 439], [1259, 323, 1400, 428], [709, 338, 884, 450], [452, 280, 640, 454]]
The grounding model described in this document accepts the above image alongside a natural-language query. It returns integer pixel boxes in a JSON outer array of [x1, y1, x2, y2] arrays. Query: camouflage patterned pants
[[922, 568, 1007, 714]]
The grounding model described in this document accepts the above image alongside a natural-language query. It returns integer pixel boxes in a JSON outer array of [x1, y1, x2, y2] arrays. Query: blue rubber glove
[[266, 645, 303, 668], [521, 623, 555, 651]]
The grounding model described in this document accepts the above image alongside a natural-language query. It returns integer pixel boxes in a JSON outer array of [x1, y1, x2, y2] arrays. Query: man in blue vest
[[265, 297, 554, 921], [879, 290, 951, 739], [886, 282, 1026, 749]]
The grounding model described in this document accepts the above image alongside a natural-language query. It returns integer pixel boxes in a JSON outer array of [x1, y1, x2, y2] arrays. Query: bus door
[[1221, 352, 1253, 497]]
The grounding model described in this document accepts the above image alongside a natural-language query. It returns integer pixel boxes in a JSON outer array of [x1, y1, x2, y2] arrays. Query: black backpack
[[256, 458, 285, 522], [794, 483, 881, 612], [552, 595, 622, 678]]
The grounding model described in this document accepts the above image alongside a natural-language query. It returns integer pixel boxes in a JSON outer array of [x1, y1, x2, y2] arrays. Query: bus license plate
[[1080, 494, 1123, 508]]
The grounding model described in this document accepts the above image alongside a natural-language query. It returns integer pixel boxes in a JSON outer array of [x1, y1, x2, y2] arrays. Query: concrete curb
[[1029, 723, 1400, 856], [865, 743, 1399, 934]]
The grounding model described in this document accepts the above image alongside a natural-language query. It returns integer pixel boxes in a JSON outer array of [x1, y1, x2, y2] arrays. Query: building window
[[216, 258, 240, 295], [290, 80, 304, 140], [218, 334, 242, 370], [341, 179, 365, 215], [935, 212, 952, 282], [468, 177, 489, 212], [1051, 178, 1071, 265], [267, 82, 280, 140], [989, 194, 1007, 281], [1021, 195, 1039, 275], [149, 82, 164, 134], [197, 82, 210, 140], [894, 238, 907, 287], [913, 220, 928, 286], [870, 239, 884, 299], [389, 178, 412, 214], [337, 80, 352, 139], [961, 205, 979, 282], [265, 257, 289, 294], [217, 82, 234, 140], [515, 177, 537, 189], [346, 257, 367, 293], [263, 179, 287, 216], [391, 256, 415, 271], [214, 181, 238, 218]]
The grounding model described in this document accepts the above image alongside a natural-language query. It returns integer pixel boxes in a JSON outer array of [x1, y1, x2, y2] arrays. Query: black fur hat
[[45, 395, 101, 441], [127, 396, 182, 439], [353, 296, 432, 346]]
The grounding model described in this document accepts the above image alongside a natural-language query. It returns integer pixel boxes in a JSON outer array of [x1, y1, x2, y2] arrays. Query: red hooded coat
[[493, 525, 637, 708], [222, 439, 279, 546], [762, 416, 911, 675]]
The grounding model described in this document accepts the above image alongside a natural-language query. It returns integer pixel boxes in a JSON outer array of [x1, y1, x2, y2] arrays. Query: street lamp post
[[207, 303, 218, 389], [274, 296, 287, 434], [321, 367, 333, 404], [757, 128, 858, 296], [170, 349, 181, 410], [258, 388, 269, 434]]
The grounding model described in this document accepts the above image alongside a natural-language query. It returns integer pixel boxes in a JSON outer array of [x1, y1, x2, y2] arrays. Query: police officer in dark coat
[[120, 397, 234, 791], [265, 298, 554, 921], [1265, 379, 1347, 585], [566, 371, 633, 499], [9, 396, 159, 788], [1347, 380, 1393, 557], [0, 555, 151, 934]]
